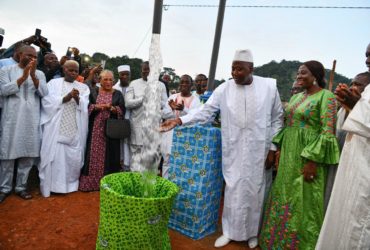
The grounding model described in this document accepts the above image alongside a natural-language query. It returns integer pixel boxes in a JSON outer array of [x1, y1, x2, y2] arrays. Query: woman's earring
[[313, 79, 317, 85]]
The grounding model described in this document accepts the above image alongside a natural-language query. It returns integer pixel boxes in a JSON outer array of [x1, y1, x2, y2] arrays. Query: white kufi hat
[[117, 65, 130, 72], [233, 49, 253, 63]]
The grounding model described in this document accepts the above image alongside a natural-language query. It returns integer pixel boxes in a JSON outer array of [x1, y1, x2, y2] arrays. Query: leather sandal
[[16, 190, 32, 200], [0, 192, 10, 203]]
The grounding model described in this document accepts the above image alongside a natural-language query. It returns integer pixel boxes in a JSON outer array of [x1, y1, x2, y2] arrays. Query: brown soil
[[0, 167, 257, 250]]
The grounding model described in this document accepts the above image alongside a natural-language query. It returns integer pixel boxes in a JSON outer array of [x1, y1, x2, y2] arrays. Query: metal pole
[[207, 0, 226, 91], [328, 60, 336, 92], [152, 0, 163, 34]]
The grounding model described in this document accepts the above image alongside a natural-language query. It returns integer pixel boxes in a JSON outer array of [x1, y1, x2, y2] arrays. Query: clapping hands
[[335, 83, 361, 111], [169, 99, 184, 111], [95, 103, 112, 111]]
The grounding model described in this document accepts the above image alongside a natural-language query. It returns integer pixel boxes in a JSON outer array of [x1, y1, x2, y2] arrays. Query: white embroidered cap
[[117, 65, 130, 72], [233, 49, 253, 63]]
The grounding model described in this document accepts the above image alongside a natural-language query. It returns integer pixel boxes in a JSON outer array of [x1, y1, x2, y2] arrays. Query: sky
[[1, 0, 369, 80]]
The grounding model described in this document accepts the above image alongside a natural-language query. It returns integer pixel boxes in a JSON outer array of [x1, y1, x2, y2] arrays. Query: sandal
[[0, 192, 10, 203], [16, 190, 32, 200]]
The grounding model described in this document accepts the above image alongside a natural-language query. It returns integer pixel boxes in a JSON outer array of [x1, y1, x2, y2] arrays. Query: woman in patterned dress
[[79, 70, 125, 191], [259, 61, 340, 249]]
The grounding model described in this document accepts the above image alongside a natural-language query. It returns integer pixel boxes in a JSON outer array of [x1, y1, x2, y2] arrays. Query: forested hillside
[[254, 60, 351, 101], [81, 53, 351, 101]]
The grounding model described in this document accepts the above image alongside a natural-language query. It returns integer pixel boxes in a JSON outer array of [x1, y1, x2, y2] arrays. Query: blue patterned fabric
[[168, 124, 223, 240]]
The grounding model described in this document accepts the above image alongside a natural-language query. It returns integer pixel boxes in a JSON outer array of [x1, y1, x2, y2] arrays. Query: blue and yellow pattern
[[168, 124, 223, 240]]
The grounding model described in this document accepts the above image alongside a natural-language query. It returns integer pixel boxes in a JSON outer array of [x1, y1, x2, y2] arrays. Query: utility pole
[[152, 0, 163, 34], [207, 0, 226, 91]]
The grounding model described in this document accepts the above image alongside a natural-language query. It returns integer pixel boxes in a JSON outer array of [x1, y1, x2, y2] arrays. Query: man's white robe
[[125, 78, 167, 171], [180, 76, 283, 241], [39, 78, 89, 197], [316, 85, 370, 249], [0, 64, 48, 159], [113, 82, 131, 167]]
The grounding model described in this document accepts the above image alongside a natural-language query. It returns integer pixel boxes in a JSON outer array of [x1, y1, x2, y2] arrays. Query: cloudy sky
[[1, 0, 369, 80]]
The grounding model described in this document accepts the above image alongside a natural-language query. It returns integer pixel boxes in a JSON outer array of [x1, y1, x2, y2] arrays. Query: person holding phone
[[84, 64, 103, 88], [64, 47, 82, 73], [39, 53, 62, 82]]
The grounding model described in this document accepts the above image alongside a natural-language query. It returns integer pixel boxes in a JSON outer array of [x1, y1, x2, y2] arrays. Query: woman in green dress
[[259, 61, 340, 250]]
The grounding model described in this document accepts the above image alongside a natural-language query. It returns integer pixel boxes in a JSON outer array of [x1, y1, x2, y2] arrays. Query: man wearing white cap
[[161, 49, 283, 248], [113, 65, 131, 170]]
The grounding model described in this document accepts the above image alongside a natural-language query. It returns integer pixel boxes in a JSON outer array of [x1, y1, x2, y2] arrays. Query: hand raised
[[22, 61, 33, 79], [335, 83, 360, 110], [71, 88, 80, 98], [168, 99, 177, 110], [72, 47, 80, 56], [22, 35, 38, 45], [29, 59, 37, 77], [175, 100, 185, 111]]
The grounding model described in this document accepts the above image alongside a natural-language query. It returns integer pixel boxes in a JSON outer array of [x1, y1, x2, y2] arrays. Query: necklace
[[304, 87, 322, 96]]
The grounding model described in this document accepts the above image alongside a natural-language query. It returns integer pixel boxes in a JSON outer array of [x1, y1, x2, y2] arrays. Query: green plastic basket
[[96, 172, 179, 250]]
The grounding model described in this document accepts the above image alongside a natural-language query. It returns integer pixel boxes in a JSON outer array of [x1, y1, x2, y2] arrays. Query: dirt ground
[[0, 167, 256, 250]]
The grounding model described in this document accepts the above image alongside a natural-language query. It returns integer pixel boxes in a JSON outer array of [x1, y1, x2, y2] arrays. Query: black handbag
[[105, 119, 131, 139]]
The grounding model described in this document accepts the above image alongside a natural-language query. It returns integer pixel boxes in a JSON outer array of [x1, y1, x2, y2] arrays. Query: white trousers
[[0, 157, 35, 193]]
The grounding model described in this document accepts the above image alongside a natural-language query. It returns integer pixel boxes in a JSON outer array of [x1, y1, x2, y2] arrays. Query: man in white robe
[[161, 49, 283, 248], [113, 65, 131, 171], [125, 61, 167, 171], [324, 72, 370, 209], [316, 45, 370, 249], [316, 84, 370, 249], [39, 60, 89, 197], [336, 72, 370, 149], [0, 45, 48, 203]]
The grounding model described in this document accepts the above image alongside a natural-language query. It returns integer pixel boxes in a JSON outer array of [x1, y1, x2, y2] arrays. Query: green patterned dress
[[259, 89, 340, 250]]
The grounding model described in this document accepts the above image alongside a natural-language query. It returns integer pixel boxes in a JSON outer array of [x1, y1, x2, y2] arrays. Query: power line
[[163, 4, 370, 10], [132, 25, 152, 57]]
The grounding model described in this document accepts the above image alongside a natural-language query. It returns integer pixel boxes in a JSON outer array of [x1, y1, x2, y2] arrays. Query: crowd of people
[[161, 45, 370, 249], [0, 34, 369, 249], [0, 36, 210, 201]]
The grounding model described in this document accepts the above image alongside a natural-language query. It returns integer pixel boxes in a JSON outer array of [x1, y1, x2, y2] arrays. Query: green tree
[[254, 60, 351, 102], [81, 52, 143, 82]]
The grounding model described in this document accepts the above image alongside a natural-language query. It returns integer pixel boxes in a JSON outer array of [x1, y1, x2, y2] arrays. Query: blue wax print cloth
[[168, 124, 223, 240], [199, 91, 212, 104]]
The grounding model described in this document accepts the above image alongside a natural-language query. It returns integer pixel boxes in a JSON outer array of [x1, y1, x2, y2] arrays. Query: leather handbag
[[105, 119, 131, 139]]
